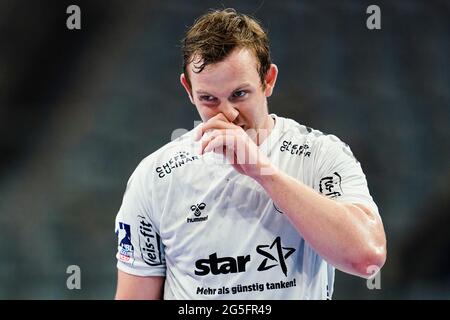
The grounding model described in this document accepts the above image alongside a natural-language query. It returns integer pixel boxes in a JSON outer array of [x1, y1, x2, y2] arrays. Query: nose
[[220, 102, 239, 123]]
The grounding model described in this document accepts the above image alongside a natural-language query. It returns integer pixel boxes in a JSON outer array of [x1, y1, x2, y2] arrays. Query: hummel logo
[[191, 203, 206, 217], [187, 203, 208, 223], [257, 237, 295, 277]]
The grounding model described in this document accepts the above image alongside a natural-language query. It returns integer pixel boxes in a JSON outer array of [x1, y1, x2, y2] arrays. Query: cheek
[[242, 96, 264, 115], [246, 97, 267, 125], [196, 105, 216, 122]]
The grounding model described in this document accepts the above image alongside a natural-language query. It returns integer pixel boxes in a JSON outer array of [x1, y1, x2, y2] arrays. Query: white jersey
[[115, 114, 379, 300]]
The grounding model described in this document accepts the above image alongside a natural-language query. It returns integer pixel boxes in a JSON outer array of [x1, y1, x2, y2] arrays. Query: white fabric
[[115, 114, 379, 299]]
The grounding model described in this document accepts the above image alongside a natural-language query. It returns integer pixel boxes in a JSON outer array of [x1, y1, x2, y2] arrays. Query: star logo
[[256, 237, 295, 277]]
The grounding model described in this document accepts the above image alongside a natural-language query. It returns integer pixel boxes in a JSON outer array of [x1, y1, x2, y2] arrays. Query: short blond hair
[[181, 8, 272, 89]]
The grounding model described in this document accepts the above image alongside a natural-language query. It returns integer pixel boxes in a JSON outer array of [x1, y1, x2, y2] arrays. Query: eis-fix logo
[[194, 237, 295, 277], [187, 203, 208, 223], [138, 215, 164, 266]]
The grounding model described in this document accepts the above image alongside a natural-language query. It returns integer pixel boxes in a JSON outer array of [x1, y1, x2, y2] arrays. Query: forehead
[[188, 48, 260, 93]]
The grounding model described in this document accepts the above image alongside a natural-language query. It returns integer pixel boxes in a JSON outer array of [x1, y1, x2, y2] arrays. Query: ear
[[180, 73, 195, 104], [263, 64, 278, 97]]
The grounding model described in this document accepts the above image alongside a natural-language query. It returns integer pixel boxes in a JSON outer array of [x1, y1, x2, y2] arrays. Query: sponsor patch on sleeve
[[117, 222, 135, 264]]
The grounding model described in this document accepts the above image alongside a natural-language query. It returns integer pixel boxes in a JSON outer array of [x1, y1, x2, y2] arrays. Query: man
[[114, 8, 386, 300]]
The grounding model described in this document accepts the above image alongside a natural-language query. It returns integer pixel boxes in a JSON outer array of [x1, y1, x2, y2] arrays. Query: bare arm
[[254, 167, 387, 278], [115, 270, 165, 300]]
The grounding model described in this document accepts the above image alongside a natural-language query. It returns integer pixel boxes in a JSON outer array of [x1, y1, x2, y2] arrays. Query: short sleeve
[[114, 161, 166, 277], [313, 136, 379, 216]]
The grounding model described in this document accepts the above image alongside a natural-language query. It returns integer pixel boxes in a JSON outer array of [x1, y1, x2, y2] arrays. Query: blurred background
[[0, 0, 449, 299]]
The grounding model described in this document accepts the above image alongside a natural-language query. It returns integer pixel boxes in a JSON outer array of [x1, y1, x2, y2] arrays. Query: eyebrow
[[195, 83, 252, 96]]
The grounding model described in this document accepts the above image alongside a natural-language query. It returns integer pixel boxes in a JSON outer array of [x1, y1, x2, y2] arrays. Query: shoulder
[[275, 115, 352, 158], [131, 128, 199, 181]]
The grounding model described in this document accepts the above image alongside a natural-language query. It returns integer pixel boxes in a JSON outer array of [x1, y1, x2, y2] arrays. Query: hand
[[195, 113, 273, 178]]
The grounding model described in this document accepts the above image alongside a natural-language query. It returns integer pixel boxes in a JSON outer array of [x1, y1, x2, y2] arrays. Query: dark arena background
[[0, 0, 449, 299]]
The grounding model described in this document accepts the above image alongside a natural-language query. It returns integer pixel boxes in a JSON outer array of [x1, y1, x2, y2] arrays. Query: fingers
[[203, 134, 254, 169], [195, 113, 239, 141], [200, 128, 241, 154], [213, 112, 232, 123], [200, 129, 227, 154], [204, 134, 236, 154], [194, 123, 204, 142]]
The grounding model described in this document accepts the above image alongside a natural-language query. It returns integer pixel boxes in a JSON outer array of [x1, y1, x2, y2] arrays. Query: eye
[[199, 95, 217, 102], [232, 90, 247, 98]]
